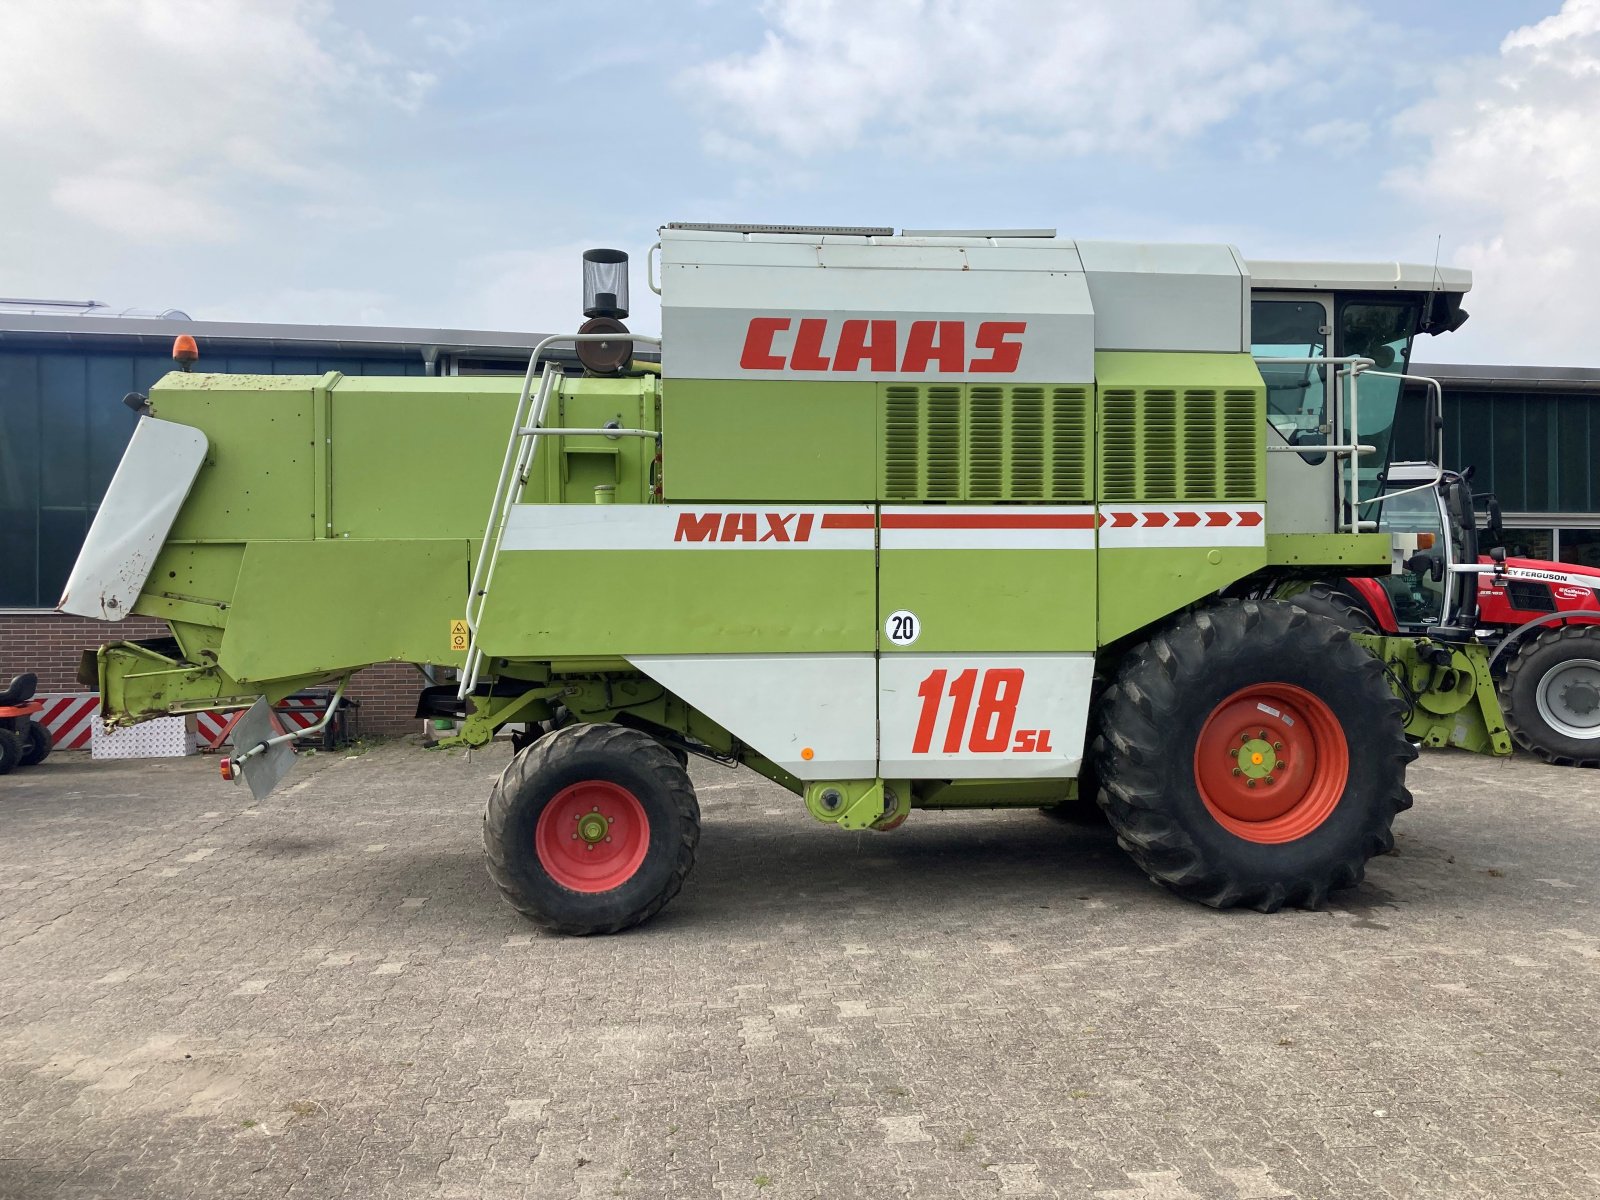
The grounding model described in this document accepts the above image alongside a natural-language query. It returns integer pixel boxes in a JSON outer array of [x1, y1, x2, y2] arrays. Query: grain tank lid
[[659, 225, 1086, 273]]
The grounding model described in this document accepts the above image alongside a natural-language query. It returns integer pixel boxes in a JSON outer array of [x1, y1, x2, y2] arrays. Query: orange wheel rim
[[534, 781, 650, 892], [1193, 683, 1348, 844]]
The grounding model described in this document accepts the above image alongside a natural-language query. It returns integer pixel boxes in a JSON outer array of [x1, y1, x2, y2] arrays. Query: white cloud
[[1395, 0, 1600, 365], [0, 0, 432, 245], [1302, 118, 1370, 156], [684, 0, 1356, 159]]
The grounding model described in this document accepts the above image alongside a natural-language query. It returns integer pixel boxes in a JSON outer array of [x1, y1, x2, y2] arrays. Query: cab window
[[1251, 300, 1328, 447]]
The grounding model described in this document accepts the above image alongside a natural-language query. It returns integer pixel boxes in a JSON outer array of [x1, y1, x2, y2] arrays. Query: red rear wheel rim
[[534, 781, 650, 892], [1193, 683, 1349, 844]]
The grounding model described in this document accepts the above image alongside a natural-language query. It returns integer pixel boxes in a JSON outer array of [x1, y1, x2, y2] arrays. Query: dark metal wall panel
[[1396, 385, 1600, 515]]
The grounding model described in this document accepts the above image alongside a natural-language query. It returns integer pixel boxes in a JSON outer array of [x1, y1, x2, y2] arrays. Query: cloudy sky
[[0, 0, 1594, 365]]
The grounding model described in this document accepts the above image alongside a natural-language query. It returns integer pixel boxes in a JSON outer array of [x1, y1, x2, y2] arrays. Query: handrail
[[516, 426, 657, 439], [1356, 370, 1446, 507], [458, 333, 663, 698], [1253, 354, 1374, 532]]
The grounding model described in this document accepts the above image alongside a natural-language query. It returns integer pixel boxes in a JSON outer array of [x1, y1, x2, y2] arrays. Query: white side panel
[[879, 654, 1094, 780], [662, 277, 1095, 383], [58, 417, 209, 620], [501, 504, 874, 552], [1265, 444, 1338, 534], [627, 654, 877, 780], [1077, 240, 1248, 353]]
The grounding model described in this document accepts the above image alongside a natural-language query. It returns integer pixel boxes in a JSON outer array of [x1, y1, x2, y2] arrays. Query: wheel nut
[[1273, 742, 1282, 751], [1264, 775, 1275, 785], [1246, 779, 1257, 788], [604, 836, 612, 843], [1231, 767, 1241, 776], [1258, 729, 1268, 739]]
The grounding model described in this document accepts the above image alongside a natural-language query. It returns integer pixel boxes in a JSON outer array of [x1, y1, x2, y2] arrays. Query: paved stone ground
[[1, 741, 1598, 1200]]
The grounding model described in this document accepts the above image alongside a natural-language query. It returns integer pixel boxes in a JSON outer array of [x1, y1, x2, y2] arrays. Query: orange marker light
[[1416, 533, 1435, 549], [172, 334, 199, 367], [800, 747, 815, 761]]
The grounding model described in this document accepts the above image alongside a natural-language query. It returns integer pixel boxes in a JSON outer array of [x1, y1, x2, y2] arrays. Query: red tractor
[[0, 673, 52, 774], [1288, 462, 1600, 765]]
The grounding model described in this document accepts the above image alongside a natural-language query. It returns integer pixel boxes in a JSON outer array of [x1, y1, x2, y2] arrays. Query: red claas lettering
[[736, 317, 1025, 374]]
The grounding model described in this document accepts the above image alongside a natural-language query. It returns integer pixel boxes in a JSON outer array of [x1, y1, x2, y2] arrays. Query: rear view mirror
[[1474, 491, 1505, 550]]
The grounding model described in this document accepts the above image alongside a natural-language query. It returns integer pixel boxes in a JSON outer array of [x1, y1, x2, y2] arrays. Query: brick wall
[[0, 612, 423, 736]]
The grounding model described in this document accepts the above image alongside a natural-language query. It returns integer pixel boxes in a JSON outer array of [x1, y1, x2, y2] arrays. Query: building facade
[[1400, 363, 1600, 563]]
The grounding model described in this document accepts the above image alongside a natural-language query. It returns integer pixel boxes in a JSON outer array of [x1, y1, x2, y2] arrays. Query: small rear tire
[[20, 723, 51, 767], [1502, 625, 1600, 766], [1092, 599, 1414, 911], [484, 722, 700, 935], [0, 729, 22, 776]]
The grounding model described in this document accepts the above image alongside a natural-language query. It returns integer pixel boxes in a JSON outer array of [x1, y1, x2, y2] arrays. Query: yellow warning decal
[[449, 618, 469, 653]]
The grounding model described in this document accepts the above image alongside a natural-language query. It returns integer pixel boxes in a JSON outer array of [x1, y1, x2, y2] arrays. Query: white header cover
[[58, 417, 208, 621]]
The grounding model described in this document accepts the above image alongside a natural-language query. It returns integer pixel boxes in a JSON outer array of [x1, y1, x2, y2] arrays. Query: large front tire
[[1092, 599, 1414, 911], [484, 723, 699, 935], [1502, 625, 1600, 766]]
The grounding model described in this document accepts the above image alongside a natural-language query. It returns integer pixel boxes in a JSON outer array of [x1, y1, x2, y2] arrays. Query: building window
[[1503, 528, 1555, 560], [1558, 528, 1600, 569]]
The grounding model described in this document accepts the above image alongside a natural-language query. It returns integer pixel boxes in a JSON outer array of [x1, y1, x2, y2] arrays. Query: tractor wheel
[[1286, 583, 1375, 633], [483, 722, 699, 935], [1501, 625, 1600, 766], [1091, 599, 1414, 911], [19, 722, 51, 767], [0, 729, 22, 776]]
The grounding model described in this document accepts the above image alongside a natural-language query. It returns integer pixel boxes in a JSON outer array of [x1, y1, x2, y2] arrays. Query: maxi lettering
[[673, 512, 818, 543]]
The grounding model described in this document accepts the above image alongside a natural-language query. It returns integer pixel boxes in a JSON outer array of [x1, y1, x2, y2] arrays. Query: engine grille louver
[[1098, 385, 1261, 502], [882, 383, 1093, 502]]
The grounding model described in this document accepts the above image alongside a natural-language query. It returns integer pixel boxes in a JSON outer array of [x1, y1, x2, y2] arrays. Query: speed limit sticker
[[885, 610, 920, 647]]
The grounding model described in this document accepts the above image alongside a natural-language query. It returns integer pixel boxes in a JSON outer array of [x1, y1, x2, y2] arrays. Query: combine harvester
[[62, 224, 1509, 933]]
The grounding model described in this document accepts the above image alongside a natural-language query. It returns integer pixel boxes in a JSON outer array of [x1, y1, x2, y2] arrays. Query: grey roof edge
[[1411, 362, 1600, 391], [0, 313, 661, 361]]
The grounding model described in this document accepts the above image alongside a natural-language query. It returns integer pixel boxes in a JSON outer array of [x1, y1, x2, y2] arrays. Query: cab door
[[1254, 292, 1338, 534]]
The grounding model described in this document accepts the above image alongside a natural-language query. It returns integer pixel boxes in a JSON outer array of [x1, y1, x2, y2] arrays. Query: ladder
[[458, 333, 662, 699]]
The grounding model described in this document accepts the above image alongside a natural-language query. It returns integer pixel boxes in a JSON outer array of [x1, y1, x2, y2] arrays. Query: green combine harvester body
[[63, 225, 1506, 932]]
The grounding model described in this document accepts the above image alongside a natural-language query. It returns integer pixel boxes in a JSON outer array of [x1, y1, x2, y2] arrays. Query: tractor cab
[[1368, 461, 1484, 633]]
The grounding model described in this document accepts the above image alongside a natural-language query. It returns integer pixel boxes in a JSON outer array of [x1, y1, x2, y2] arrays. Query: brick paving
[[1, 742, 1597, 1199]]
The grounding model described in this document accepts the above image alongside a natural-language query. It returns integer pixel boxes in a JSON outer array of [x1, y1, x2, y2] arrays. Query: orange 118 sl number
[[911, 668, 1054, 754]]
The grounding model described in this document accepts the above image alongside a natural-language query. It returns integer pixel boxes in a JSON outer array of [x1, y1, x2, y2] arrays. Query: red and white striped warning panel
[[33, 693, 99, 749], [1098, 505, 1265, 548], [195, 710, 242, 750], [879, 507, 1098, 551], [274, 695, 325, 731]]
